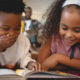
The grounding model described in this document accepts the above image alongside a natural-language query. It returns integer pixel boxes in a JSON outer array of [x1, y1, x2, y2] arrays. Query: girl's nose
[[66, 30, 73, 38]]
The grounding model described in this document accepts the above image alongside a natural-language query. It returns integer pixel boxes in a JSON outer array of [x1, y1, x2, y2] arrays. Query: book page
[[25, 71, 80, 79], [0, 69, 25, 80], [0, 69, 16, 75]]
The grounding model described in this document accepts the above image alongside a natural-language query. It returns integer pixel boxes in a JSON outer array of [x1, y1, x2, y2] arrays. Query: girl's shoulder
[[51, 34, 63, 50], [51, 34, 62, 43]]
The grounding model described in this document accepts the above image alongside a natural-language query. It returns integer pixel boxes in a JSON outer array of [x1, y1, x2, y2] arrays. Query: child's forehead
[[0, 12, 21, 26], [60, 8, 80, 28], [61, 9, 80, 20], [62, 6, 80, 18], [0, 11, 20, 15]]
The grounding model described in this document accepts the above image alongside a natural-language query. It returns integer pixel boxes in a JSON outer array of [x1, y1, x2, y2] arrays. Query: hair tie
[[62, 0, 80, 8]]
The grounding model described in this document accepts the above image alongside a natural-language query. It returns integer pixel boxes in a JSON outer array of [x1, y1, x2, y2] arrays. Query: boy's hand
[[27, 61, 48, 71]]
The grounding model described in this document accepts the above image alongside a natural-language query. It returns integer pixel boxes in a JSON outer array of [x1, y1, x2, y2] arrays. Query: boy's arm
[[20, 52, 36, 69], [37, 38, 52, 63], [42, 54, 80, 69]]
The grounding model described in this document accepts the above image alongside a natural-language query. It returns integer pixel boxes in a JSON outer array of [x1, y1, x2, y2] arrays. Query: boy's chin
[[0, 48, 6, 52], [0, 42, 15, 52]]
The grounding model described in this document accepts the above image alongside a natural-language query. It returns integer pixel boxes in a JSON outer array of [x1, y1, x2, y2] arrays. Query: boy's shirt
[[0, 33, 35, 69], [24, 19, 42, 31]]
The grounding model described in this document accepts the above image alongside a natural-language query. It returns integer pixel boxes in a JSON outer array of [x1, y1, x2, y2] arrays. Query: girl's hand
[[27, 61, 48, 71]]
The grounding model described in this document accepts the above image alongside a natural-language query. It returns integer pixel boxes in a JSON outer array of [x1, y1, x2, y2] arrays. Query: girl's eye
[[74, 29, 80, 33], [62, 26, 68, 30]]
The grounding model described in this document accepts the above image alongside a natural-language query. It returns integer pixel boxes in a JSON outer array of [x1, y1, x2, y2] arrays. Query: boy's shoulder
[[31, 19, 40, 24], [32, 19, 38, 22], [17, 33, 30, 47]]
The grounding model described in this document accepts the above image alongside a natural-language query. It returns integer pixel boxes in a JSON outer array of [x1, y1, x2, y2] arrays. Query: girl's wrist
[[56, 54, 67, 64]]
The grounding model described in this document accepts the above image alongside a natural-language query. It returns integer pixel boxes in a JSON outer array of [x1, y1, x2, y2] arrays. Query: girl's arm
[[37, 38, 52, 63], [42, 53, 80, 69], [57, 54, 80, 69]]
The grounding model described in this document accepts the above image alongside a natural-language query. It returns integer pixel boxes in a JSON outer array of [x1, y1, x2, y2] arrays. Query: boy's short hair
[[0, 0, 25, 14], [25, 6, 32, 11]]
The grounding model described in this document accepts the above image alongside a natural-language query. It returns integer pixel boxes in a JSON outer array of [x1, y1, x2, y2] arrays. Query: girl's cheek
[[59, 29, 65, 37], [76, 34, 80, 41]]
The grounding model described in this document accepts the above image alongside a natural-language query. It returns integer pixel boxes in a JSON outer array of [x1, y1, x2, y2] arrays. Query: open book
[[12, 69, 80, 79], [24, 71, 80, 80], [0, 69, 25, 80], [0, 69, 80, 80]]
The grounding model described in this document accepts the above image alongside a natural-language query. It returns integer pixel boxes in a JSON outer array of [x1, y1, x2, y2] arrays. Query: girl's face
[[0, 12, 21, 51], [59, 8, 80, 46]]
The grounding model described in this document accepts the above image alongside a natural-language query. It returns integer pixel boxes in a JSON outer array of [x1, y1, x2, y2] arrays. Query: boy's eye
[[14, 26, 21, 31], [0, 26, 10, 31]]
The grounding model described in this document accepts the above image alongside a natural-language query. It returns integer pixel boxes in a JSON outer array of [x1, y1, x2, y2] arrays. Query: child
[[0, 0, 39, 70], [24, 7, 42, 51], [37, 0, 80, 74]]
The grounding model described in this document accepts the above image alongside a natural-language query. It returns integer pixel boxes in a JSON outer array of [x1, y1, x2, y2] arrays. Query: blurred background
[[22, 0, 55, 58], [23, 0, 54, 22]]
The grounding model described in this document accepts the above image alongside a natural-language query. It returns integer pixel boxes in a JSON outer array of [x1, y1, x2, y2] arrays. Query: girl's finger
[[38, 63, 41, 71]]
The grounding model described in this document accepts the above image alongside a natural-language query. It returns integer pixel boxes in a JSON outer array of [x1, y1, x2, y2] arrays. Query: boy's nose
[[9, 30, 20, 36]]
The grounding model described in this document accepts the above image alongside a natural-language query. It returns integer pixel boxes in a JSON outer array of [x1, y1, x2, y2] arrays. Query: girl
[[37, 0, 80, 75]]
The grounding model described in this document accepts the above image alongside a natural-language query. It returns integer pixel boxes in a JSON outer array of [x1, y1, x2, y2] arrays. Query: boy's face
[[25, 8, 32, 19], [59, 8, 80, 46], [0, 12, 21, 51]]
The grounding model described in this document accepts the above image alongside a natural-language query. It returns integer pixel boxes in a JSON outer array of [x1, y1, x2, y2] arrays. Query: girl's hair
[[0, 0, 25, 14], [43, 0, 65, 39], [43, 0, 80, 39]]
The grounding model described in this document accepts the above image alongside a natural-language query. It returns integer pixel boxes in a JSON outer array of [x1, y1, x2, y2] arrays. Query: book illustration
[[16, 69, 33, 77]]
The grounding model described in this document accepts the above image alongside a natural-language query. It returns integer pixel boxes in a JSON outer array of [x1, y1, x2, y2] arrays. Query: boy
[[0, 0, 36, 70]]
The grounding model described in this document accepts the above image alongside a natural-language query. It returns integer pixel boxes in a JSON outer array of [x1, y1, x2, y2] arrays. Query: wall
[[23, 0, 54, 21]]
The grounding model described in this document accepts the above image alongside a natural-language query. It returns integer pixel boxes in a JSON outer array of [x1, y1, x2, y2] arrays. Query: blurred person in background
[[24, 7, 42, 52]]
